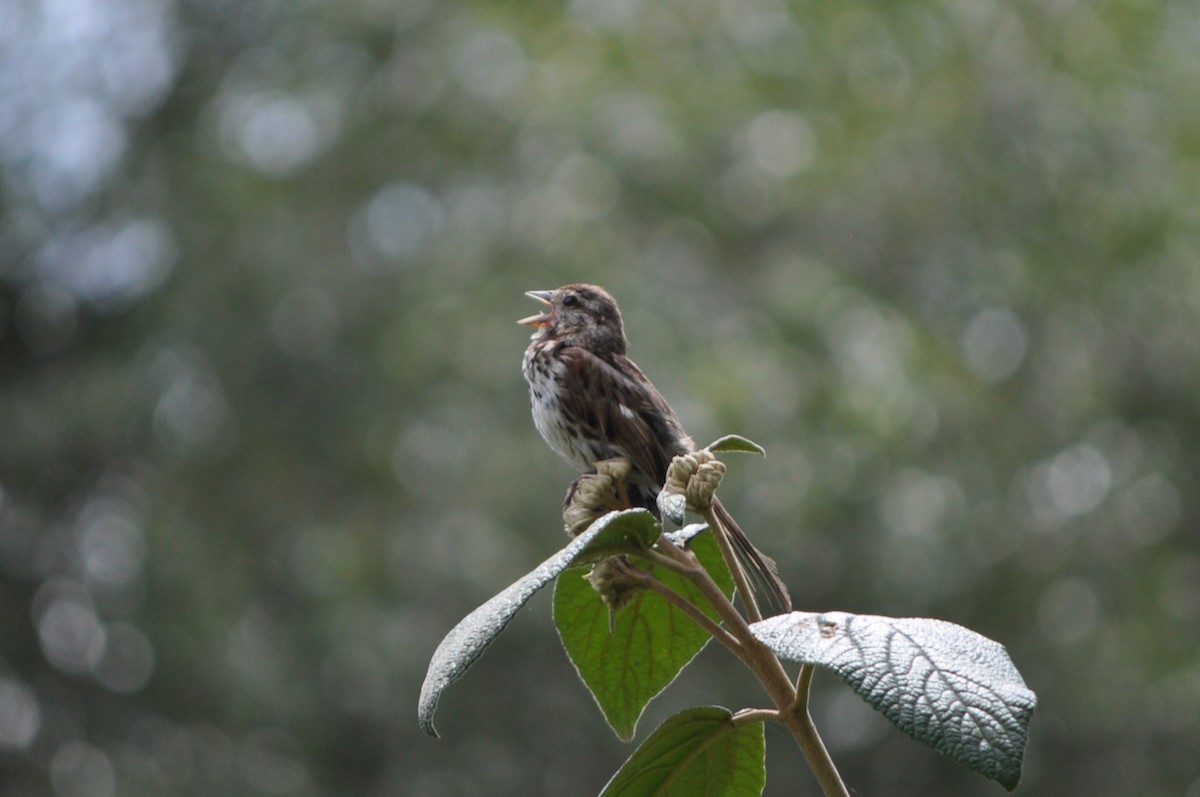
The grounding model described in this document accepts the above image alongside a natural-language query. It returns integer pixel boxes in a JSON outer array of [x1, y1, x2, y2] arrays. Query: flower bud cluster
[[585, 557, 641, 613], [561, 458, 633, 537], [663, 450, 726, 513]]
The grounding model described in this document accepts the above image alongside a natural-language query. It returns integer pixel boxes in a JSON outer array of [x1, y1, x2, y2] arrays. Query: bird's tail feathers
[[712, 498, 792, 615]]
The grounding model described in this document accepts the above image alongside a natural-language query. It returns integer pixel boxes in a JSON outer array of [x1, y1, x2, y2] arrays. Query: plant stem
[[615, 559, 742, 655], [701, 506, 764, 624], [665, 532, 851, 797], [741, 635, 849, 797], [780, 698, 846, 797], [631, 541, 699, 578], [656, 537, 753, 644]]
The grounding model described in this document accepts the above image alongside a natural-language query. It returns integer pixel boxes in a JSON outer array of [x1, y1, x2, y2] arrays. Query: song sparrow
[[519, 283, 791, 612]]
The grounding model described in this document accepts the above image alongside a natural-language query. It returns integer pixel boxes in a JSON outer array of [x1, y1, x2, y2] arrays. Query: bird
[[518, 283, 791, 613]]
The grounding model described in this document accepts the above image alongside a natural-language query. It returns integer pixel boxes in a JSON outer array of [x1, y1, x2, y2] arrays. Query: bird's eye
[[562, 293, 579, 307]]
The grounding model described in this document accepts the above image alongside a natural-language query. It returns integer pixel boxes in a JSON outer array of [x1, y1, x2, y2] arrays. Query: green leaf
[[574, 508, 663, 562], [554, 528, 735, 741], [751, 611, 1036, 790], [418, 509, 660, 737], [703, 434, 766, 456], [599, 707, 765, 797]]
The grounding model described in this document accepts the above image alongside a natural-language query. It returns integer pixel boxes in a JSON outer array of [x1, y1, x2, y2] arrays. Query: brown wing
[[556, 345, 791, 613], [554, 344, 693, 484]]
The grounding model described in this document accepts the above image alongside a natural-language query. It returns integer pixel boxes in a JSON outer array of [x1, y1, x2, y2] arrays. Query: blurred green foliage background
[[1, 0, 1198, 795]]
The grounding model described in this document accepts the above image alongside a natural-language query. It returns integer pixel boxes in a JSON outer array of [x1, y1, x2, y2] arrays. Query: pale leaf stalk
[[731, 708, 780, 728], [793, 664, 815, 712]]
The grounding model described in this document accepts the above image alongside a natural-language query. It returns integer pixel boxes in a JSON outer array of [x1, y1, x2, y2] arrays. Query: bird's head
[[518, 283, 627, 354]]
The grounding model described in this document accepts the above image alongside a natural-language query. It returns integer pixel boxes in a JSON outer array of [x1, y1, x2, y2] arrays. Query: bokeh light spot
[[961, 307, 1029, 383], [742, 110, 817, 178], [358, 181, 446, 264], [881, 469, 961, 538], [50, 741, 116, 797], [35, 216, 177, 311], [1044, 443, 1112, 519], [453, 28, 528, 106], [0, 678, 41, 750], [216, 90, 340, 176], [78, 508, 146, 589], [149, 346, 235, 456], [37, 596, 107, 676]]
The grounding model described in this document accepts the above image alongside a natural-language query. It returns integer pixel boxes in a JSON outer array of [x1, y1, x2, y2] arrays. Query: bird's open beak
[[518, 290, 554, 327]]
